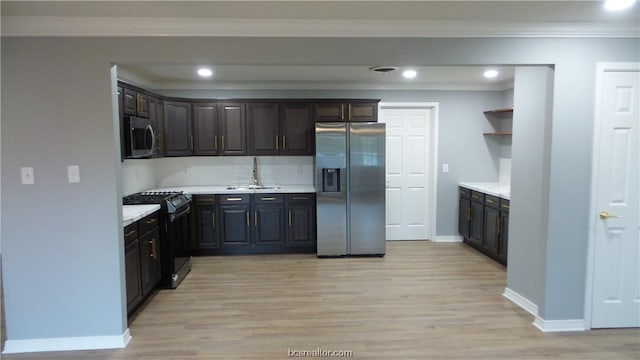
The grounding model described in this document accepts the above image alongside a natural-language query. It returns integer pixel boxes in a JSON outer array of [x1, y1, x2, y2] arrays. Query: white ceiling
[[118, 64, 516, 91], [3, 1, 636, 90]]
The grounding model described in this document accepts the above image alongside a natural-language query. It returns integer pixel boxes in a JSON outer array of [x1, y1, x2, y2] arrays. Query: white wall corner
[[503, 287, 539, 317], [433, 235, 463, 243], [2, 329, 131, 354], [532, 317, 587, 333]]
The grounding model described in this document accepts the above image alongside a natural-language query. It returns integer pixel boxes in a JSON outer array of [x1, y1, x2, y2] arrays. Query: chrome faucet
[[252, 156, 259, 186]]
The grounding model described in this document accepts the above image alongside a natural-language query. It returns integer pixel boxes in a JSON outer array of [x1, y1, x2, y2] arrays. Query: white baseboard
[[433, 235, 463, 243], [2, 329, 131, 354], [503, 287, 539, 317], [533, 317, 586, 333]]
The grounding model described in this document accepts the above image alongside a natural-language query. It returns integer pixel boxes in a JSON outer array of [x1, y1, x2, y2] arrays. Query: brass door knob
[[600, 211, 622, 220]]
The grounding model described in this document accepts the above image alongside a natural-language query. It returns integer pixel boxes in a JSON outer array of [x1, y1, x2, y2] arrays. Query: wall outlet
[[67, 165, 80, 183], [442, 164, 449, 173], [21, 167, 35, 185]]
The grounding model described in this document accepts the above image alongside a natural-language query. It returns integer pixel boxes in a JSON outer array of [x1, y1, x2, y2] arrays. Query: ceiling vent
[[369, 66, 398, 74]]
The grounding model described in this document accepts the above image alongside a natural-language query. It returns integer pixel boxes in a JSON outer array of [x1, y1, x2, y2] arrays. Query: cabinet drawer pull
[[486, 199, 494, 204], [292, 196, 308, 200], [260, 197, 276, 201], [125, 230, 136, 237], [501, 204, 510, 209], [198, 199, 215, 204], [144, 218, 157, 225], [226, 197, 243, 201]]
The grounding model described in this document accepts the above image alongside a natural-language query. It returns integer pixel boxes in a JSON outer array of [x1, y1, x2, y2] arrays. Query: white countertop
[[459, 182, 510, 200], [148, 185, 316, 195], [123, 204, 161, 227]]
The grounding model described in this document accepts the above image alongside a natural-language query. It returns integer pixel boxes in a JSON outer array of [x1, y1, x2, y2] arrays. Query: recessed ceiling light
[[197, 68, 213, 77], [604, 0, 636, 11], [484, 69, 499, 79], [402, 69, 417, 79]]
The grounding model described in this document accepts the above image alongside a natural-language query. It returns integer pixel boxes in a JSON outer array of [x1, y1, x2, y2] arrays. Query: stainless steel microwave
[[124, 116, 156, 158]]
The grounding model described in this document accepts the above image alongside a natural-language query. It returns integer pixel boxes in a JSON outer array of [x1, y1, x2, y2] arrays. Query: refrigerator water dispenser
[[322, 168, 340, 192]]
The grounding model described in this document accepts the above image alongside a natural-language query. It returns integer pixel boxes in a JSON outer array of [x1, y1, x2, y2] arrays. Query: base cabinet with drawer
[[192, 193, 316, 255], [124, 211, 161, 317], [458, 187, 509, 266]]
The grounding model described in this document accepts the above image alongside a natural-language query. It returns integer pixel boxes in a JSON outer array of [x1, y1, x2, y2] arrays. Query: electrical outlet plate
[[21, 167, 35, 185], [68, 165, 80, 183], [442, 164, 449, 173]]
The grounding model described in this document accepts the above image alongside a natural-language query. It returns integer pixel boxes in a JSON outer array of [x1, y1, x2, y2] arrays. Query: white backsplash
[[121, 159, 156, 195], [499, 157, 512, 185], [122, 156, 314, 192]]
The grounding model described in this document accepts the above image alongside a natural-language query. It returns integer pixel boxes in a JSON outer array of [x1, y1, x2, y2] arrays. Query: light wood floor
[[3, 242, 640, 359]]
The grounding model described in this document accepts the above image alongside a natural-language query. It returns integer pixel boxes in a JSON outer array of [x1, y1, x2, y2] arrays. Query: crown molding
[[2, 16, 639, 38]]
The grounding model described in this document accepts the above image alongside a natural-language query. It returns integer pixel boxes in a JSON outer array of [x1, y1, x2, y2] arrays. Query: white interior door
[[590, 64, 640, 328], [379, 104, 436, 241]]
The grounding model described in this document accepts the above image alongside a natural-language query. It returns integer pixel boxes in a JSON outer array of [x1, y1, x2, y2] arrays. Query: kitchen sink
[[225, 185, 282, 190]]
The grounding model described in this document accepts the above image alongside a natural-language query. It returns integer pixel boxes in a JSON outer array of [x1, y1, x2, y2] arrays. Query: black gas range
[[123, 191, 193, 289]]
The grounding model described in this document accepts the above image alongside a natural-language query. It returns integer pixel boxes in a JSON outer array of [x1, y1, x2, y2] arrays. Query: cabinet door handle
[[212, 213, 216, 227], [190, 135, 194, 150], [214, 136, 218, 151], [275, 134, 279, 150], [348, 104, 352, 120], [246, 212, 250, 227], [254, 211, 258, 227], [341, 104, 344, 120], [283, 135, 286, 150], [149, 238, 157, 259], [288, 210, 292, 226], [125, 230, 136, 237], [467, 207, 472, 220], [222, 135, 225, 150], [497, 218, 502, 235]]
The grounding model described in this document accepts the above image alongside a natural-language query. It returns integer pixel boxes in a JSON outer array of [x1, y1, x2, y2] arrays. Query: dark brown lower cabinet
[[124, 226, 142, 312], [124, 211, 161, 317], [192, 193, 316, 255], [286, 194, 316, 247], [458, 187, 508, 266]]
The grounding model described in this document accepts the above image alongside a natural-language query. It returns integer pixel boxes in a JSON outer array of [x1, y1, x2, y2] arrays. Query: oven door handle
[[169, 205, 191, 222]]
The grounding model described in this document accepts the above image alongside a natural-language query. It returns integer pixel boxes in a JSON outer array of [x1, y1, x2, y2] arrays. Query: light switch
[[21, 167, 35, 185], [442, 164, 449, 173], [67, 165, 80, 183]]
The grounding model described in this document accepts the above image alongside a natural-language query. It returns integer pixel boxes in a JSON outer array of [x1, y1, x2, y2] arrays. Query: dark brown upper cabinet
[[123, 87, 149, 118], [219, 103, 247, 155], [280, 102, 314, 155], [164, 101, 193, 156], [149, 96, 165, 157], [314, 101, 378, 122], [247, 102, 314, 156], [193, 102, 220, 155], [247, 103, 280, 155]]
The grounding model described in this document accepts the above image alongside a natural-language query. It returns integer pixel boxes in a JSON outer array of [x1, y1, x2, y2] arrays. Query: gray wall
[[1, 37, 638, 345], [508, 67, 554, 312], [160, 88, 508, 237]]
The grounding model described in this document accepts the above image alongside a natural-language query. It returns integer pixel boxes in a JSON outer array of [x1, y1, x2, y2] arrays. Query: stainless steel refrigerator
[[315, 122, 386, 256]]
